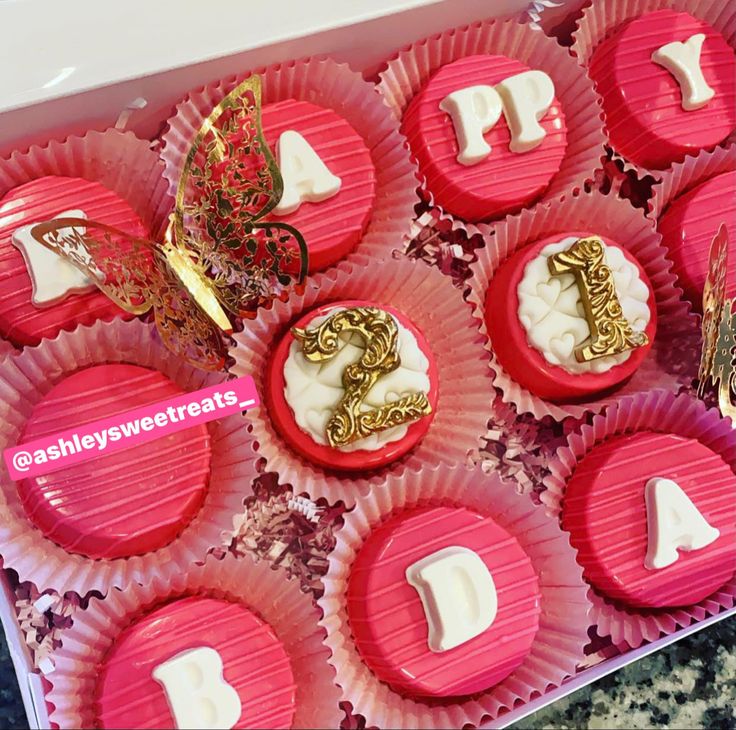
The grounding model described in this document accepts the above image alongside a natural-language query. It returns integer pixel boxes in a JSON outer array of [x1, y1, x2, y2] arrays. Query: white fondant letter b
[[406, 545, 497, 652], [439, 85, 503, 166], [152, 646, 242, 730], [273, 130, 342, 215], [496, 70, 555, 153], [644, 477, 720, 570], [651, 34, 715, 111]]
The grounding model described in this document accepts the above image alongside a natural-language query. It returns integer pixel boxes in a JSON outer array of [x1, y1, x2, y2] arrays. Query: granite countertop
[[0, 616, 733, 728]]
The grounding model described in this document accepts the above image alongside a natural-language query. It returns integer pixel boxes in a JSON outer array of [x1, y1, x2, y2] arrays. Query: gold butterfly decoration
[[697, 224, 735, 419], [30, 76, 308, 370]]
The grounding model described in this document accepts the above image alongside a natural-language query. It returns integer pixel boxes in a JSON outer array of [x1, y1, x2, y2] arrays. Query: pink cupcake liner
[[228, 253, 494, 506], [571, 0, 736, 183], [317, 462, 592, 729], [650, 141, 736, 219], [0, 128, 172, 240], [0, 318, 257, 596], [160, 56, 418, 265], [466, 188, 699, 421], [377, 17, 607, 238], [46, 552, 342, 729], [541, 389, 736, 648]]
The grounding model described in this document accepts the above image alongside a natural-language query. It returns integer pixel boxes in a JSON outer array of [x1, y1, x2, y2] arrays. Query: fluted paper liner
[[466, 189, 699, 421], [317, 463, 591, 729], [229, 253, 493, 506], [377, 17, 607, 237], [571, 0, 736, 183], [650, 142, 736, 219], [542, 389, 736, 648], [0, 318, 257, 596], [46, 552, 342, 729], [0, 128, 172, 240], [160, 56, 418, 265]]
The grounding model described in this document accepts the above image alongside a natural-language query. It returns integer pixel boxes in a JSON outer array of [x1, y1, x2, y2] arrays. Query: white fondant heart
[[535, 278, 562, 307]]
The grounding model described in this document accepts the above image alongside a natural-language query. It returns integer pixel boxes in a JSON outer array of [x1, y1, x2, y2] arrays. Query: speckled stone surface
[[0, 617, 733, 727]]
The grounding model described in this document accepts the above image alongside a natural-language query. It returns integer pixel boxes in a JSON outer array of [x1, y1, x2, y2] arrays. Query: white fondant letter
[[439, 85, 503, 165], [406, 545, 497, 652], [651, 34, 715, 111], [496, 70, 555, 153], [5, 206, 95, 307], [644, 477, 720, 570], [273, 130, 341, 215], [152, 646, 241, 730]]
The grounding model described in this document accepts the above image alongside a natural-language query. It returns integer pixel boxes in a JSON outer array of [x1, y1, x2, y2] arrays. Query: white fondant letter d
[[406, 545, 497, 652], [152, 646, 242, 729], [644, 477, 720, 570], [273, 130, 342, 215]]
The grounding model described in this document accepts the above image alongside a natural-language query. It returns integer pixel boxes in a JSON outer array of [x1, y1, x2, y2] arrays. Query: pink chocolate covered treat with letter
[[347, 505, 541, 697], [17, 363, 211, 560], [588, 10, 736, 169], [95, 596, 296, 729], [0, 176, 148, 346]]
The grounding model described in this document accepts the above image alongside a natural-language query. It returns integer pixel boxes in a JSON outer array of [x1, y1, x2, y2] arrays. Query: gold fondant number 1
[[292, 306, 432, 448], [548, 236, 649, 363]]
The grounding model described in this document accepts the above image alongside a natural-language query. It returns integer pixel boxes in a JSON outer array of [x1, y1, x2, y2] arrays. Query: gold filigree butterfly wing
[[30, 218, 228, 370], [173, 75, 309, 318]]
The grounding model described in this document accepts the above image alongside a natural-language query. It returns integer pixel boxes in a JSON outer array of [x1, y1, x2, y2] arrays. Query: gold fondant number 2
[[292, 307, 432, 448], [548, 236, 649, 362]]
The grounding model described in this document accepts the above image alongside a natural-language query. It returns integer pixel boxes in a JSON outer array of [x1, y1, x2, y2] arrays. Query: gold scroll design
[[697, 224, 735, 419], [30, 75, 308, 371], [292, 306, 433, 448], [548, 236, 649, 362]]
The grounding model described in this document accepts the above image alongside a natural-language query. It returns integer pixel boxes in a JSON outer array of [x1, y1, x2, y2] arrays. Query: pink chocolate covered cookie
[[347, 505, 541, 697], [18, 364, 211, 560], [95, 596, 296, 729], [0, 176, 148, 346], [402, 54, 567, 222], [262, 100, 377, 272], [588, 10, 736, 169], [658, 170, 736, 309], [561, 432, 736, 608]]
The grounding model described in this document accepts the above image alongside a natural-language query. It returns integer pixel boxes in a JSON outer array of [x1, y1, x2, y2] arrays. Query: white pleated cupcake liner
[[46, 552, 342, 729], [542, 389, 736, 648], [160, 55, 418, 266], [465, 188, 699, 421], [228, 252, 493, 506], [317, 462, 591, 729], [377, 17, 607, 238], [0, 318, 257, 596]]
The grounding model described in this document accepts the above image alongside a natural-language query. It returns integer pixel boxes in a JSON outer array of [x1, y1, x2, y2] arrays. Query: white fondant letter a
[[273, 130, 342, 215], [644, 477, 720, 570], [651, 34, 715, 111], [496, 70, 555, 153], [406, 545, 497, 652], [152, 646, 242, 730], [439, 85, 503, 166]]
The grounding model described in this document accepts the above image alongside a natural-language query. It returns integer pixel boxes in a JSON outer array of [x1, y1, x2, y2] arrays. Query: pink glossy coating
[[0, 176, 147, 346], [658, 170, 736, 310], [347, 505, 541, 698], [561, 432, 736, 609], [262, 99, 377, 273], [18, 364, 211, 560], [95, 596, 296, 729], [402, 54, 567, 222], [589, 10, 736, 170], [485, 232, 657, 403]]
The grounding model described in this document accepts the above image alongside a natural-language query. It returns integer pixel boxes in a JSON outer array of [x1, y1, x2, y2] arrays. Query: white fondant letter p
[[644, 477, 720, 570], [652, 34, 715, 111], [496, 70, 555, 153], [273, 130, 342, 215], [406, 545, 497, 652], [152, 646, 242, 730]]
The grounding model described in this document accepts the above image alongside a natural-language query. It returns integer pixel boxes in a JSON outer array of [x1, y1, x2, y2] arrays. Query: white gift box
[[0, 0, 733, 727]]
